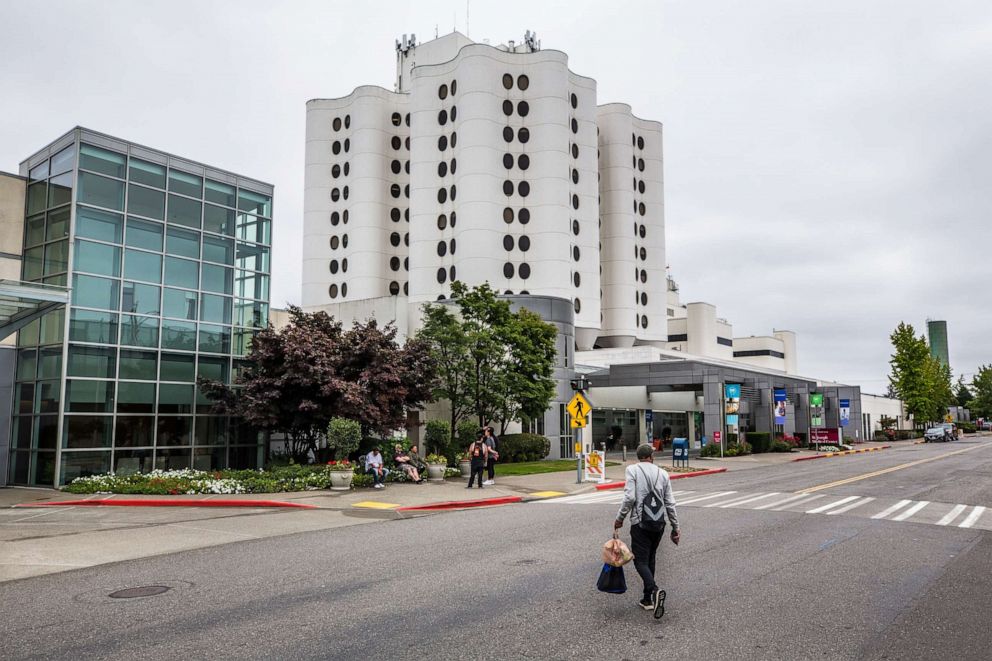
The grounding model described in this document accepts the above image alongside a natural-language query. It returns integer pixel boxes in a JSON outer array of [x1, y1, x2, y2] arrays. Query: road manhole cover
[[109, 585, 171, 599]]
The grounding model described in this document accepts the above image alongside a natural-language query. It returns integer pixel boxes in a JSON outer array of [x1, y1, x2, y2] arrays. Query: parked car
[[939, 423, 958, 440], [924, 427, 949, 442]]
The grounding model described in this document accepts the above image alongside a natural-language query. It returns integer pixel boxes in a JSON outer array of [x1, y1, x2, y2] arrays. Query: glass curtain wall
[[11, 137, 272, 486]]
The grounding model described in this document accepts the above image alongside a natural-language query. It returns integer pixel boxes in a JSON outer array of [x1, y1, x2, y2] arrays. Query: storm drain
[[109, 585, 171, 599]]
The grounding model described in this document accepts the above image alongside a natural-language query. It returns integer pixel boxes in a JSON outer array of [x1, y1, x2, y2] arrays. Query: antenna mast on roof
[[467, 0, 470, 37]]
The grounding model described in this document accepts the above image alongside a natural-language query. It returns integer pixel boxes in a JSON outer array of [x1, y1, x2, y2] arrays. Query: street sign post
[[567, 386, 592, 484]]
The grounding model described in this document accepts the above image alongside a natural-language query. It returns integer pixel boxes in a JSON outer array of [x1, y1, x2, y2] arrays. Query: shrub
[[770, 439, 792, 452], [724, 442, 752, 457], [794, 432, 808, 448], [498, 433, 551, 462], [700, 443, 722, 458], [425, 420, 452, 459], [326, 417, 362, 460], [747, 432, 771, 454], [958, 422, 976, 434]]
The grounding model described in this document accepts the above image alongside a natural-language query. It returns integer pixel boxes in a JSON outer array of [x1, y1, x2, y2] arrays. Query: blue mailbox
[[672, 438, 689, 468]]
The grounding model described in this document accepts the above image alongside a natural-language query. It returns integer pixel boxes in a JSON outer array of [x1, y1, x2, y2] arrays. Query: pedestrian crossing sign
[[566, 392, 591, 420]]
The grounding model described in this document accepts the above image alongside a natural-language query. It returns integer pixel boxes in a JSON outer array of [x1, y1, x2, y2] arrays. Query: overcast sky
[[1, 0, 989, 391]]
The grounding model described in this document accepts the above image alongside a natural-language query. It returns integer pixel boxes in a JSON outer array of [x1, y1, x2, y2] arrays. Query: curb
[[15, 498, 318, 509], [792, 445, 892, 462], [594, 467, 728, 491], [396, 495, 523, 511]]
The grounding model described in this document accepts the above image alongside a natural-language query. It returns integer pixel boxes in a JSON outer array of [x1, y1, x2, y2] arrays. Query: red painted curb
[[792, 454, 826, 462], [16, 499, 317, 509], [595, 467, 729, 491], [792, 445, 892, 462], [396, 496, 523, 511]]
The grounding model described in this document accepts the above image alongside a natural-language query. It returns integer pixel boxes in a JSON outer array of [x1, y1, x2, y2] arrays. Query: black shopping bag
[[596, 563, 627, 594]]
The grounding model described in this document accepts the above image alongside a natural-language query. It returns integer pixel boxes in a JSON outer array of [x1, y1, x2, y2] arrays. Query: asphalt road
[[2, 438, 991, 661]]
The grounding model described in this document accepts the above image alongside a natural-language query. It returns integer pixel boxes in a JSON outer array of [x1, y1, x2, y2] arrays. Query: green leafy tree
[[418, 303, 474, 447], [888, 322, 949, 426], [955, 377, 973, 408], [970, 365, 992, 418], [326, 417, 362, 460]]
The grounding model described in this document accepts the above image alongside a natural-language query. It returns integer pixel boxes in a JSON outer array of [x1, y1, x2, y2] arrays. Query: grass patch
[[495, 459, 619, 477]]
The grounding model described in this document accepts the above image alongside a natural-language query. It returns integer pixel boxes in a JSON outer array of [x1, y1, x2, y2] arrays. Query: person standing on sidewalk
[[614, 443, 681, 618], [466, 434, 489, 489], [483, 426, 500, 486]]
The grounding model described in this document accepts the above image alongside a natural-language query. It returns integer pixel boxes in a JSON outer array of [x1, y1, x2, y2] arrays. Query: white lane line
[[807, 496, 860, 514], [715, 493, 780, 509], [770, 494, 823, 511], [703, 492, 770, 508], [936, 504, 968, 526], [871, 499, 912, 520], [892, 501, 930, 522], [677, 491, 737, 505], [752, 493, 810, 511], [827, 497, 875, 515], [958, 505, 986, 529]]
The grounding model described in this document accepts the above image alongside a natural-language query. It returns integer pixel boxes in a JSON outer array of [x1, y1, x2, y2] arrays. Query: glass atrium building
[[9, 128, 273, 486]]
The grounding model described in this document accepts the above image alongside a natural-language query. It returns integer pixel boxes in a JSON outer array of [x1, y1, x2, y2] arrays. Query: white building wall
[[861, 393, 912, 432], [732, 335, 787, 371]]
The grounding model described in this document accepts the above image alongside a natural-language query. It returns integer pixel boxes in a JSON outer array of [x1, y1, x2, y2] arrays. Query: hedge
[[497, 433, 551, 462], [747, 432, 771, 454]]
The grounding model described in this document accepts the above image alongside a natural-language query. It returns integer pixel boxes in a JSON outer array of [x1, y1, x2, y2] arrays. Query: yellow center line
[[799, 442, 992, 494]]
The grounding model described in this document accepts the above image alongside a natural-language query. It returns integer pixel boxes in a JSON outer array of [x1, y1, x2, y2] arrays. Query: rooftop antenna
[[467, 0, 470, 37], [435, 24, 438, 38]]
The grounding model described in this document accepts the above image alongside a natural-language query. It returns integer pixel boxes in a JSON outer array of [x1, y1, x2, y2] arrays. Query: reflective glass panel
[[235, 271, 269, 300], [193, 446, 227, 469], [63, 417, 113, 448], [161, 320, 197, 352], [126, 217, 163, 251], [76, 206, 123, 244], [236, 243, 269, 272], [114, 420, 155, 449], [157, 417, 192, 446], [117, 382, 156, 413], [70, 309, 118, 343], [168, 170, 202, 197], [202, 235, 234, 264], [201, 263, 232, 294], [17, 318, 39, 346], [198, 324, 230, 354], [25, 213, 46, 247], [67, 345, 116, 378], [123, 249, 162, 283], [128, 159, 166, 188], [33, 451, 56, 484], [166, 227, 199, 258], [79, 144, 126, 178], [167, 194, 202, 228], [50, 144, 76, 175], [122, 281, 160, 315], [237, 189, 271, 217], [200, 294, 232, 324], [38, 416, 59, 449], [37, 380, 60, 414], [60, 451, 112, 483], [158, 384, 194, 414], [29, 160, 49, 181], [127, 184, 165, 220], [16, 349, 37, 381], [77, 172, 124, 210], [155, 447, 192, 470], [23, 246, 44, 280], [38, 347, 62, 379], [65, 379, 115, 413], [119, 349, 157, 380], [205, 179, 236, 207], [44, 240, 68, 275], [159, 352, 195, 381], [197, 356, 229, 383], [120, 314, 159, 348], [16, 383, 33, 414], [46, 207, 70, 242], [72, 274, 120, 310], [232, 327, 255, 356], [27, 181, 47, 214], [162, 288, 197, 320], [203, 204, 235, 236], [11, 418, 32, 449], [236, 214, 271, 245], [39, 308, 64, 345], [235, 300, 268, 328], [48, 172, 73, 208], [74, 239, 121, 277], [164, 257, 198, 289]]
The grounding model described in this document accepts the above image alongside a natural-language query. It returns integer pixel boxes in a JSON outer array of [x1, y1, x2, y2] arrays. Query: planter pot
[[328, 471, 354, 491], [427, 463, 447, 482], [459, 460, 472, 477]]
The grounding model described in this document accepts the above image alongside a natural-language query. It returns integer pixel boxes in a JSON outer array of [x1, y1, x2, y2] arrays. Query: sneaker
[[653, 589, 667, 619], [482, 480, 494, 485], [638, 597, 655, 610], [466, 485, 473, 489]]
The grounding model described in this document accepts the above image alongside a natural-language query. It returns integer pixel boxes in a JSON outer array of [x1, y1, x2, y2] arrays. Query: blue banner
[[774, 389, 787, 425], [725, 384, 740, 415], [840, 399, 850, 426]]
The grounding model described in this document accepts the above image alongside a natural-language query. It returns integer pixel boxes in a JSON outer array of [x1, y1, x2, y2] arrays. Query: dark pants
[[367, 467, 384, 486], [630, 523, 664, 598], [486, 457, 496, 480], [469, 462, 485, 487]]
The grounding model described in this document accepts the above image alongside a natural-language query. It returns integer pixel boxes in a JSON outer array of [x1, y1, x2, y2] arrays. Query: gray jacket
[[616, 462, 680, 530]]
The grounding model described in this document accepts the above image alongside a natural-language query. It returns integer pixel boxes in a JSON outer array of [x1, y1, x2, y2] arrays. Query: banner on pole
[[839, 399, 850, 427], [774, 389, 787, 425]]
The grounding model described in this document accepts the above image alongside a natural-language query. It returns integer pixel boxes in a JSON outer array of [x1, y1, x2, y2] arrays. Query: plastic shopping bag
[[602, 535, 634, 567], [596, 563, 627, 594]]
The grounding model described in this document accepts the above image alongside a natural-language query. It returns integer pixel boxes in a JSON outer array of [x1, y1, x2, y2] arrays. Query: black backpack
[[637, 465, 667, 532]]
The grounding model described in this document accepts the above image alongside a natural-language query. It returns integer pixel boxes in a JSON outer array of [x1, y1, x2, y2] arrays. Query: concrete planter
[[328, 471, 354, 491], [427, 464, 447, 482], [459, 460, 472, 477]]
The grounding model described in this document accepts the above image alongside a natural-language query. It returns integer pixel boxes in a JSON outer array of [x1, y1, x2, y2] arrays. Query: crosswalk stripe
[[770, 494, 823, 511], [716, 493, 780, 508], [703, 492, 771, 508], [677, 491, 736, 505], [871, 499, 912, 520], [958, 505, 986, 528], [892, 501, 930, 521], [936, 504, 967, 526], [807, 496, 860, 514], [752, 493, 810, 510], [827, 497, 874, 515]]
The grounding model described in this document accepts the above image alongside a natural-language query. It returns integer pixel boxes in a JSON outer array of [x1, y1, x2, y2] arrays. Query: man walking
[[614, 443, 680, 618]]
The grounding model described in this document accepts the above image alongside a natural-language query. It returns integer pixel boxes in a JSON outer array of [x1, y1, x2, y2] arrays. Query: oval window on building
[[437, 241, 447, 257], [437, 267, 447, 284], [438, 161, 448, 177], [503, 207, 514, 224], [639, 180, 646, 194], [641, 292, 648, 306], [502, 99, 513, 116], [450, 211, 457, 227], [332, 164, 341, 178], [344, 162, 350, 176], [572, 168, 579, 184], [640, 270, 647, 283], [332, 141, 341, 155], [449, 238, 456, 254], [331, 188, 340, 202], [389, 208, 400, 223], [451, 79, 457, 95], [503, 235, 514, 251], [405, 113, 410, 126], [518, 208, 530, 224], [639, 246, 646, 260], [641, 315, 648, 329], [391, 160, 401, 174], [329, 260, 339, 274], [343, 235, 349, 248], [449, 265, 456, 280], [639, 202, 646, 216], [638, 158, 645, 172], [574, 298, 581, 313], [518, 154, 530, 170], [451, 132, 457, 147], [344, 115, 351, 128], [437, 213, 448, 230], [391, 183, 401, 198], [437, 188, 447, 204], [390, 256, 400, 271], [403, 209, 409, 222], [390, 232, 401, 247], [572, 194, 579, 210], [571, 117, 578, 134], [390, 281, 400, 295], [438, 135, 448, 151], [342, 209, 349, 223], [517, 74, 529, 90], [517, 101, 529, 117], [519, 263, 531, 279], [340, 283, 347, 297], [573, 272, 581, 287], [503, 180, 514, 196], [391, 136, 401, 150], [518, 181, 530, 197], [403, 233, 409, 246], [502, 73, 513, 89], [342, 258, 348, 272], [570, 93, 578, 109], [438, 109, 448, 125], [518, 236, 531, 252], [344, 138, 350, 152], [333, 117, 342, 131], [331, 211, 340, 226], [572, 219, 579, 235], [405, 136, 410, 150], [571, 143, 579, 159], [450, 185, 456, 200], [517, 127, 530, 143], [342, 186, 349, 200], [330, 235, 339, 250], [450, 105, 457, 121], [503, 262, 515, 278], [329, 284, 338, 299], [403, 257, 408, 270], [572, 246, 580, 261], [503, 126, 514, 143], [438, 83, 448, 100], [391, 112, 401, 126], [403, 282, 409, 295], [503, 153, 514, 169], [637, 136, 645, 150], [450, 158, 457, 173], [404, 184, 410, 198], [639, 225, 646, 238]]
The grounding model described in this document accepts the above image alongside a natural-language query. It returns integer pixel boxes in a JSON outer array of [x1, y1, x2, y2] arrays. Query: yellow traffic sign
[[570, 415, 587, 429], [566, 392, 591, 420]]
